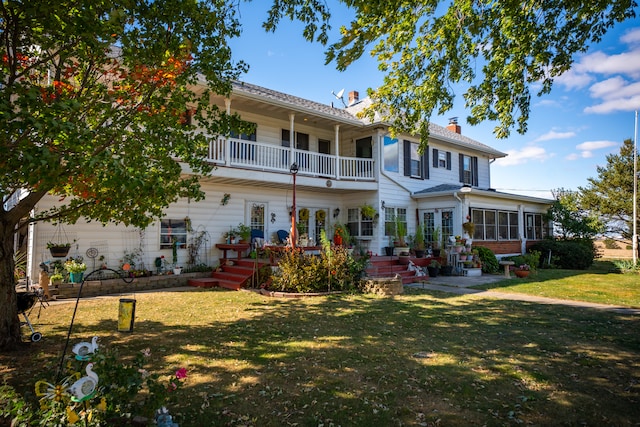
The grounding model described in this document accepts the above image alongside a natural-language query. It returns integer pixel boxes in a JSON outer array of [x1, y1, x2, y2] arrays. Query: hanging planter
[[47, 220, 72, 257], [48, 243, 70, 258], [298, 208, 309, 221]]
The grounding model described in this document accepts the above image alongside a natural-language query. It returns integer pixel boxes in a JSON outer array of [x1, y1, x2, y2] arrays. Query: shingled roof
[[231, 81, 506, 158]]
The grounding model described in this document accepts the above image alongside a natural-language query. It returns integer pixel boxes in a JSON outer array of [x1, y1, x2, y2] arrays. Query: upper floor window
[[383, 136, 399, 172], [432, 149, 452, 169], [230, 122, 256, 141], [281, 130, 309, 150], [404, 140, 428, 179], [459, 154, 478, 186], [356, 137, 372, 158]]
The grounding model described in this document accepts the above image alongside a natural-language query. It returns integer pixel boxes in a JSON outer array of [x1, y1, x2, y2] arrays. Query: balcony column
[[334, 124, 340, 180], [289, 113, 295, 167], [225, 98, 232, 167]]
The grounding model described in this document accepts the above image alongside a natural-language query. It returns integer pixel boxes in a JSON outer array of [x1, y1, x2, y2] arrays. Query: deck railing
[[208, 136, 375, 181]]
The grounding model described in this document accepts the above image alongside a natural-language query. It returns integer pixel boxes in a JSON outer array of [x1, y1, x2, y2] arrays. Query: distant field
[[595, 240, 633, 259]]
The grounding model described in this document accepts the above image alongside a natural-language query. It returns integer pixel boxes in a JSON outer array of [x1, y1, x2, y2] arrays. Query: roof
[[413, 184, 554, 205], [227, 80, 506, 158]]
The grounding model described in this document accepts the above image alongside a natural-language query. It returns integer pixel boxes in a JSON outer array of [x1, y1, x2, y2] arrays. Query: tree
[[0, 0, 251, 349], [580, 139, 638, 249], [264, 0, 636, 144], [545, 188, 603, 239]]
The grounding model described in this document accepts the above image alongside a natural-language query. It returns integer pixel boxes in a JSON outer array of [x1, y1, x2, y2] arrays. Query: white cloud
[[494, 145, 551, 166], [555, 68, 593, 90], [576, 140, 618, 151], [584, 93, 640, 114], [567, 140, 619, 160], [576, 49, 640, 78], [621, 27, 640, 45], [534, 130, 576, 142]]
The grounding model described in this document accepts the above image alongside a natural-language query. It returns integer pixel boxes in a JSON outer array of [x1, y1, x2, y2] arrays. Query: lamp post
[[290, 163, 299, 248]]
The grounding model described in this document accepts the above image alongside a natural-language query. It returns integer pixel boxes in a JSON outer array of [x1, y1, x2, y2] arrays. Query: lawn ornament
[[68, 362, 99, 401], [72, 336, 99, 360]]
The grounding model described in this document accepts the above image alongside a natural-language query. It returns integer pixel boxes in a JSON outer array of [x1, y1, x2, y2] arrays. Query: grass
[[2, 273, 639, 426], [473, 260, 640, 307]]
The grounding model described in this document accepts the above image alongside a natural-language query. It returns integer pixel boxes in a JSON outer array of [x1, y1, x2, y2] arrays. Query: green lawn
[[2, 277, 639, 426], [473, 261, 640, 307]]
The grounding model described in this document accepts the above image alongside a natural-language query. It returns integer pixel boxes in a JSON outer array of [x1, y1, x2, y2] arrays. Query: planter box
[[462, 268, 482, 277]]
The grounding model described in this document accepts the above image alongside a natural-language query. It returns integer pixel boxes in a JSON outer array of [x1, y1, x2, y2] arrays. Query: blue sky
[[230, 3, 640, 199]]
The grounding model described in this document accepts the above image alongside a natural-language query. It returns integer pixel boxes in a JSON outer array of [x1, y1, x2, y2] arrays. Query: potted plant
[[427, 259, 441, 277], [49, 270, 64, 286], [236, 223, 252, 243], [431, 226, 441, 257], [440, 255, 453, 276], [513, 264, 531, 278], [64, 258, 87, 283], [394, 217, 407, 247], [462, 221, 475, 238], [398, 250, 411, 265], [222, 227, 237, 244], [47, 241, 71, 258], [360, 203, 377, 220], [413, 223, 426, 258]]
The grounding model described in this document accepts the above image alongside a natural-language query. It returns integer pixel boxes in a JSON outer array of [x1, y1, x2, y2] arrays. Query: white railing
[[207, 137, 375, 181]]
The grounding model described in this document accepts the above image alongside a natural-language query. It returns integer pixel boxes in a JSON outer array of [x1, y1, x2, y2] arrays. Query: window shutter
[[446, 151, 452, 170], [432, 148, 438, 168], [403, 140, 411, 176], [472, 156, 479, 186], [422, 149, 429, 179], [458, 154, 464, 182]]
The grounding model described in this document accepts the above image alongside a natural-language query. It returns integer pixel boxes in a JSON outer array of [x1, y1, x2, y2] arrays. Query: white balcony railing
[[207, 136, 375, 181]]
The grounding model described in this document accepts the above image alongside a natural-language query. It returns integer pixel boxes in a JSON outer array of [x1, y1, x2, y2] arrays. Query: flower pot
[[514, 270, 530, 278], [49, 246, 70, 258], [414, 249, 425, 258], [398, 255, 411, 265], [432, 249, 441, 258], [441, 265, 453, 276], [384, 246, 394, 256], [173, 268, 182, 275], [69, 272, 84, 283], [427, 266, 440, 277]]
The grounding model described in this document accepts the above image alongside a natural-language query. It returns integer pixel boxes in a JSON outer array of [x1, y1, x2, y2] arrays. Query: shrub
[[530, 238, 596, 270], [603, 238, 619, 249], [473, 246, 499, 274], [271, 246, 369, 293], [504, 251, 541, 272]]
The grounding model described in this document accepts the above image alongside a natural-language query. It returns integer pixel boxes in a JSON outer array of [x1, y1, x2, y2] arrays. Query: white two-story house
[[27, 81, 552, 279]]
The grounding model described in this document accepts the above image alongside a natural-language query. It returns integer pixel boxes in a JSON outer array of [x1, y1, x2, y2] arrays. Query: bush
[[603, 238, 619, 249], [504, 251, 541, 272], [473, 246, 499, 274], [271, 246, 369, 293], [530, 238, 596, 270]]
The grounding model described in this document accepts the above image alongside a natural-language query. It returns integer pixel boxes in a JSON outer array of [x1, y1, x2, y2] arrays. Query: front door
[[421, 209, 454, 248]]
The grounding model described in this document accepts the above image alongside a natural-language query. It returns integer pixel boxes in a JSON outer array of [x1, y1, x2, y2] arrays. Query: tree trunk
[[0, 221, 21, 350]]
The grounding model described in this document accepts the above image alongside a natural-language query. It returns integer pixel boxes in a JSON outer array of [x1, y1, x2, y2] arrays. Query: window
[[347, 207, 374, 237], [432, 149, 452, 169], [525, 213, 547, 240], [404, 140, 428, 179], [282, 130, 309, 150], [472, 209, 520, 241], [356, 137, 372, 158], [318, 139, 330, 154], [459, 154, 478, 186], [230, 122, 256, 141], [250, 203, 265, 234], [498, 211, 519, 240], [160, 219, 187, 249], [384, 136, 399, 172], [384, 207, 407, 238]]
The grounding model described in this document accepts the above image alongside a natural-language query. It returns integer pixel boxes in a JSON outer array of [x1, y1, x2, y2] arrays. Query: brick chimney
[[348, 91, 359, 105], [446, 117, 461, 134]]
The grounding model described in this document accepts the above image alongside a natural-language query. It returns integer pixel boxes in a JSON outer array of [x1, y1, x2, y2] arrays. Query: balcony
[[207, 136, 375, 182]]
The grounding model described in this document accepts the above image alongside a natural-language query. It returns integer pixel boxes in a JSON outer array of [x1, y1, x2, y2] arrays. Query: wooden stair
[[366, 255, 426, 285], [188, 258, 268, 290]]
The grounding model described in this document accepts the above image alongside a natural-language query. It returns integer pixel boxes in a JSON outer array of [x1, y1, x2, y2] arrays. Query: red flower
[[175, 367, 187, 379]]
